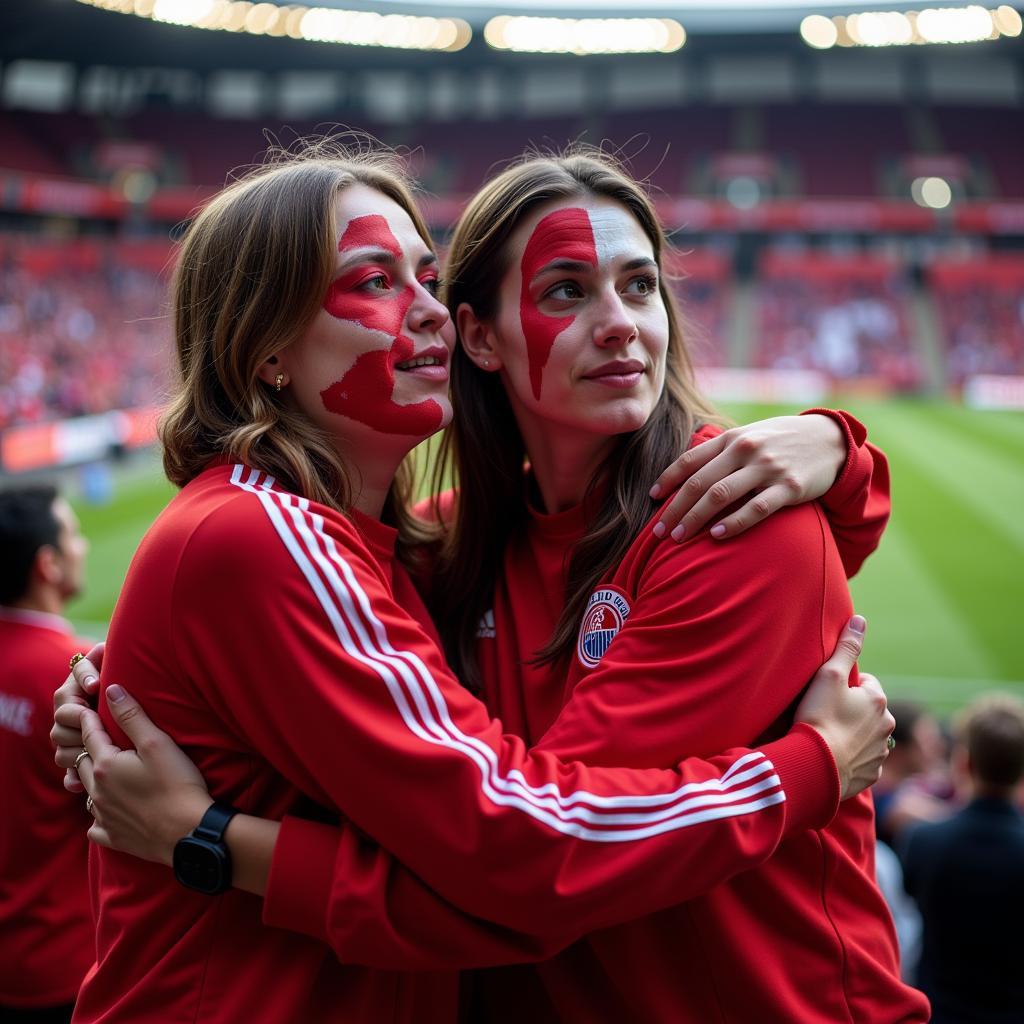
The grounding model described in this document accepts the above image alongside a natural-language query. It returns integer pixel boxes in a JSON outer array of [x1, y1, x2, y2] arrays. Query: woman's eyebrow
[[532, 257, 594, 281], [417, 252, 439, 271], [532, 255, 657, 282], [622, 256, 658, 272], [336, 249, 398, 272]]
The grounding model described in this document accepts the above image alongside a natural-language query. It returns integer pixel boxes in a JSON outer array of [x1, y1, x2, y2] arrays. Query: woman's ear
[[256, 352, 289, 389], [457, 303, 502, 372]]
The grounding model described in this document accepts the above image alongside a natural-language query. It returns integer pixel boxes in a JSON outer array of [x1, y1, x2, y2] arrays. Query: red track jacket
[[260, 413, 926, 1021], [74, 462, 839, 1023], [0, 608, 93, 1009]]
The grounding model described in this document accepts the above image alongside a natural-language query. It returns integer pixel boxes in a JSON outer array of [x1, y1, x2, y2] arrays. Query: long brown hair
[[432, 148, 722, 690], [160, 138, 434, 560]]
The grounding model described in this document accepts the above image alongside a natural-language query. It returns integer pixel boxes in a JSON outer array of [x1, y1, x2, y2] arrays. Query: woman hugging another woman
[[53, 141, 918, 1023]]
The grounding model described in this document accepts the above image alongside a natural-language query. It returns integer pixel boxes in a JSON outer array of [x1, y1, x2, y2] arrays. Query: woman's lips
[[394, 345, 450, 380], [582, 360, 646, 388]]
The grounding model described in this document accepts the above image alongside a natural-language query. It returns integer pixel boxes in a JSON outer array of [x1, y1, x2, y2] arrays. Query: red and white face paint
[[488, 197, 669, 456], [318, 213, 446, 437], [517, 205, 646, 401], [518, 207, 598, 401]]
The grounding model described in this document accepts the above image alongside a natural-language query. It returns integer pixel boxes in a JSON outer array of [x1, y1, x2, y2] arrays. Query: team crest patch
[[577, 587, 631, 669]]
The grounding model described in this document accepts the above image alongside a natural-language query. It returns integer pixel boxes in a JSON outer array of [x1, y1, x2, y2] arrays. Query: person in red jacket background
[[0, 485, 91, 1022], [52, 143, 898, 1023]]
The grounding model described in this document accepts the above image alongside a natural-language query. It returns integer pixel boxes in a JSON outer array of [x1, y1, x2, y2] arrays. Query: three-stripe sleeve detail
[[229, 464, 788, 842]]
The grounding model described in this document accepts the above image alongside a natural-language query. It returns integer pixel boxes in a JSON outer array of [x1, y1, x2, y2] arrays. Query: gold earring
[[275, 373, 285, 392]]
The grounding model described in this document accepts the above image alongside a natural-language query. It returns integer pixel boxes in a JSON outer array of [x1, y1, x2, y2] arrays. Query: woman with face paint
[[52, 146, 898, 1024], [421, 152, 926, 1023]]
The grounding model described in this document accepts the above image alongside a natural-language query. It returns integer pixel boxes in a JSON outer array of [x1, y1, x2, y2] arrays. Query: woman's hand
[[52, 642, 104, 792], [650, 413, 846, 542], [74, 685, 212, 866], [794, 616, 896, 801]]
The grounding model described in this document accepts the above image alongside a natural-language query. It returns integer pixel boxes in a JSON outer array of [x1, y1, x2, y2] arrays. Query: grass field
[[63, 396, 1024, 715]]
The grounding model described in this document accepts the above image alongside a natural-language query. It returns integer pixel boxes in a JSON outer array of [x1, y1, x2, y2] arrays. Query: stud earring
[[483, 359, 490, 369], [275, 373, 285, 392]]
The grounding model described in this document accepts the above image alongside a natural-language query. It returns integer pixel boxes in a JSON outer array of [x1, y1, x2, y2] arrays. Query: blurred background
[[1, 0, 1021, 710]]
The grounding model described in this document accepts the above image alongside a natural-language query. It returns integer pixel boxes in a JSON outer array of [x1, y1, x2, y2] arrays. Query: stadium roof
[[273, 0, 1008, 31], [2, 1, 1019, 74]]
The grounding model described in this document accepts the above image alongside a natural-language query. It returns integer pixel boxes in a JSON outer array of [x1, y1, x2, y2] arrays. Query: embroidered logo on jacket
[[577, 587, 631, 669]]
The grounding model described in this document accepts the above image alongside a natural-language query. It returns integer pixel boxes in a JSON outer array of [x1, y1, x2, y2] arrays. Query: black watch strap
[[192, 801, 239, 843]]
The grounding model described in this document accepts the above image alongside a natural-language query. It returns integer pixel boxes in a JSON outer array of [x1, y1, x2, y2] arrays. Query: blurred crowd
[[0, 252, 171, 431], [754, 262, 923, 388], [932, 267, 1024, 384], [2, 241, 1024, 432], [873, 695, 1024, 1023]]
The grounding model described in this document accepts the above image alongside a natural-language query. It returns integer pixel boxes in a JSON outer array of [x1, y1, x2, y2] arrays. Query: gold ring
[[86, 795, 95, 814], [74, 749, 91, 771], [70, 652, 85, 670], [887, 736, 896, 752]]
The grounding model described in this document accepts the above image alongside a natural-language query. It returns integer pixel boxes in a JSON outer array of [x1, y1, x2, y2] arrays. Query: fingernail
[[649, 484, 662, 498], [653, 522, 666, 538], [106, 684, 127, 704], [710, 524, 726, 538], [84, 674, 98, 690], [670, 525, 685, 542], [849, 615, 866, 634]]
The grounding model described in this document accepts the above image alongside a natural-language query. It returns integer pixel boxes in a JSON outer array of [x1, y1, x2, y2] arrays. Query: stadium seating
[[929, 255, 1024, 384], [664, 247, 732, 366], [752, 250, 922, 389], [0, 237, 172, 429]]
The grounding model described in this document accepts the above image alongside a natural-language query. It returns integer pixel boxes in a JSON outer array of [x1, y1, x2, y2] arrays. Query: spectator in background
[[0, 261, 170, 431], [874, 698, 951, 845], [900, 694, 1024, 1023], [0, 486, 92, 1023]]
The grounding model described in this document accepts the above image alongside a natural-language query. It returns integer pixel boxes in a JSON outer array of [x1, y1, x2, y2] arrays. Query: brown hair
[[956, 693, 1024, 790], [432, 147, 722, 690], [160, 138, 434, 559]]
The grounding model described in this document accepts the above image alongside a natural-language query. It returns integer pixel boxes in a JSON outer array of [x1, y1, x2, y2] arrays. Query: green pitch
[[64, 397, 1024, 714]]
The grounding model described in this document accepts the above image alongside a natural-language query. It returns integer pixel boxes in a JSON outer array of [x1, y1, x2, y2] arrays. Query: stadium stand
[[0, 238, 172, 429], [664, 248, 733, 367], [752, 251, 923, 389], [761, 104, 910, 198], [929, 255, 1024, 383]]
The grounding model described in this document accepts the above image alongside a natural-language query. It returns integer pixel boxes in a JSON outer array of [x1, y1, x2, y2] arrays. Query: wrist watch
[[173, 801, 239, 895]]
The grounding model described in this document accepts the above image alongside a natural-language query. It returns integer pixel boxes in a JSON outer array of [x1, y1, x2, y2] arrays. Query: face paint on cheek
[[320, 335, 445, 436], [519, 208, 597, 401], [319, 214, 444, 436]]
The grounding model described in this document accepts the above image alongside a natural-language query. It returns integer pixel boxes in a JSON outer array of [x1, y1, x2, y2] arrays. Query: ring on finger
[[70, 652, 85, 670], [86, 795, 95, 814], [74, 749, 91, 771]]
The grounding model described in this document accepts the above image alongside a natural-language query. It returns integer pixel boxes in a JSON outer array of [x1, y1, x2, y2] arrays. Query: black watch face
[[174, 838, 229, 895]]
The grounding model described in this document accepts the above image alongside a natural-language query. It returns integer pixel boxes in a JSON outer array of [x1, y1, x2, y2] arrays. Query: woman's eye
[[546, 281, 584, 301], [356, 273, 390, 293], [420, 277, 441, 297], [626, 274, 658, 296]]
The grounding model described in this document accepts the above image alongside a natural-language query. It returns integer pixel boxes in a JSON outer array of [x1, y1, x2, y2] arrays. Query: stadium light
[[911, 176, 953, 209], [483, 16, 685, 55], [74, 0, 472, 51], [799, 14, 839, 49], [993, 4, 1024, 34], [799, 5, 1021, 48]]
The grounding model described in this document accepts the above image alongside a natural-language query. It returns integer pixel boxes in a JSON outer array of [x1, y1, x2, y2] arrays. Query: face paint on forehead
[[337, 213, 403, 258], [319, 214, 444, 436], [519, 207, 597, 402], [586, 206, 645, 265]]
